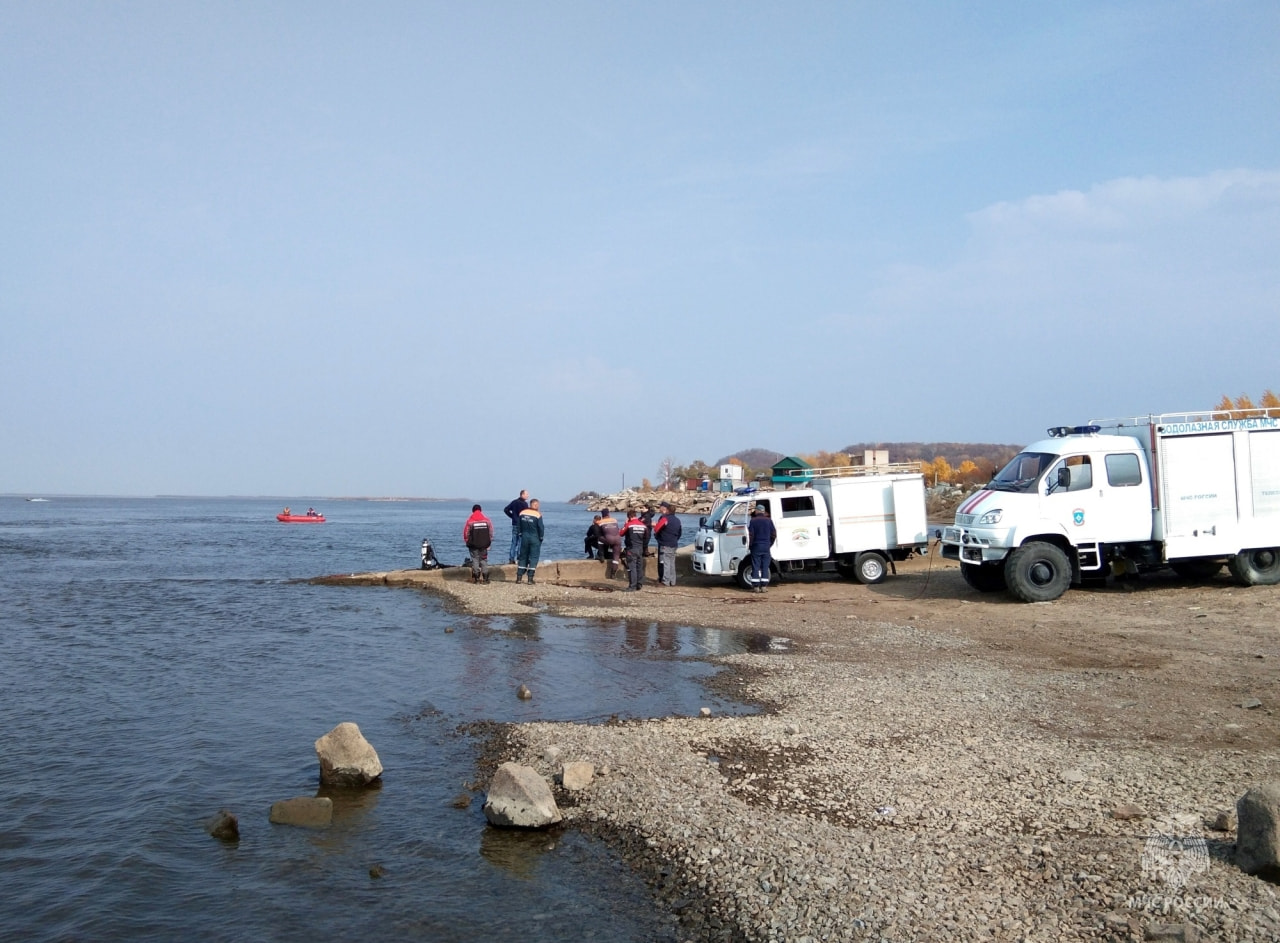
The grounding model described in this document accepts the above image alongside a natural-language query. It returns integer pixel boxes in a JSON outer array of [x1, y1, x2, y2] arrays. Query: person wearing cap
[[652, 502, 683, 586], [747, 504, 777, 593], [621, 507, 649, 591], [462, 504, 494, 583]]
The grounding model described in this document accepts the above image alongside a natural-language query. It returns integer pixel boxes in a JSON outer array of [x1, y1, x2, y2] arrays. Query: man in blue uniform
[[504, 489, 529, 564], [747, 504, 777, 593]]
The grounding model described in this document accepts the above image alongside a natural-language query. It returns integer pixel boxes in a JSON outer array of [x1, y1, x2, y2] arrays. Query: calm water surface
[[0, 497, 762, 942]]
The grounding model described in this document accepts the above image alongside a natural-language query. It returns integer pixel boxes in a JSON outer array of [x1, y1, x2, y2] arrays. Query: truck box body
[[941, 410, 1280, 601], [692, 465, 927, 587]]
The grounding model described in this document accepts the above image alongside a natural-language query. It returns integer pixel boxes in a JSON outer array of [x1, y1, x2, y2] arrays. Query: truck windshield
[[706, 502, 736, 529], [988, 452, 1054, 493]]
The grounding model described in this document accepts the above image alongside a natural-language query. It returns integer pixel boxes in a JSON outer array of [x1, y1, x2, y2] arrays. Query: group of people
[[461, 489, 545, 584], [458, 491, 687, 590], [584, 502, 683, 591]]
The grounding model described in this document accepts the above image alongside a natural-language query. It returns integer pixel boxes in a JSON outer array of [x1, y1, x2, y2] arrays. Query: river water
[[0, 497, 762, 942]]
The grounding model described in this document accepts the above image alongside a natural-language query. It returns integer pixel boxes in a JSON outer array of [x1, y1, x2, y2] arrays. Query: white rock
[[314, 722, 383, 786], [561, 761, 594, 791], [483, 762, 562, 828]]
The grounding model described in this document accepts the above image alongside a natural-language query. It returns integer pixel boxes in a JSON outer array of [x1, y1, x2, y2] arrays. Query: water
[[0, 497, 760, 942]]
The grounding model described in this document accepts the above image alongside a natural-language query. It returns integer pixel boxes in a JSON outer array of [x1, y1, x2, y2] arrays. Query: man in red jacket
[[463, 504, 494, 584]]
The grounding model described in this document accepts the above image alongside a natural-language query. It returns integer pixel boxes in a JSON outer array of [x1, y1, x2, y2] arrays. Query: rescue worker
[[596, 508, 621, 578], [462, 504, 494, 583], [622, 507, 649, 591], [504, 489, 529, 564], [748, 504, 777, 593], [652, 501, 683, 586], [515, 498, 545, 584], [584, 514, 602, 558]]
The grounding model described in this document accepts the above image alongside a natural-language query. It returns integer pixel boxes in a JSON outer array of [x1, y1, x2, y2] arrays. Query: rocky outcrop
[[315, 722, 383, 786], [584, 488, 720, 515], [1237, 782, 1280, 879], [483, 762, 562, 828], [269, 796, 333, 827]]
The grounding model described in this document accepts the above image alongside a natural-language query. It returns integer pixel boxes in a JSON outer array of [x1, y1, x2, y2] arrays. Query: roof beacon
[[1047, 424, 1101, 437]]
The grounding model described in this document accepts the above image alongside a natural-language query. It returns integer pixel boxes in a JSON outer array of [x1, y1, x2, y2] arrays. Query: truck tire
[[1170, 558, 1225, 581], [1005, 542, 1072, 602], [854, 551, 888, 585], [960, 562, 1007, 593], [1227, 548, 1280, 586], [736, 559, 754, 590]]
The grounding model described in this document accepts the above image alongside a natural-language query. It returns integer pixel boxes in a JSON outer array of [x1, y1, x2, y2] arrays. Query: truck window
[[1046, 456, 1092, 493], [1105, 453, 1143, 487], [779, 496, 816, 518], [727, 503, 750, 529]]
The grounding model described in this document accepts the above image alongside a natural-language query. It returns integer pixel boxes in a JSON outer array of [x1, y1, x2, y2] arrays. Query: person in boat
[[306, 507, 317, 517], [283, 506, 291, 517]]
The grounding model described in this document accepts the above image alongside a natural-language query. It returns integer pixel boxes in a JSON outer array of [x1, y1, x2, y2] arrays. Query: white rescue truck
[[691, 464, 929, 588], [941, 410, 1280, 602]]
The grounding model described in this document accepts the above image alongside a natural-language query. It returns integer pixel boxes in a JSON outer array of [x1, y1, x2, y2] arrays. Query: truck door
[[1043, 452, 1151, 544], [1159, 433, 1238, 558], [721, 501, 751, 571]]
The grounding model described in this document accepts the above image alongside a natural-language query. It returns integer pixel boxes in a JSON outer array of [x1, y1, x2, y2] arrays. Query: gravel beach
[[328, 553, 1280, 941]]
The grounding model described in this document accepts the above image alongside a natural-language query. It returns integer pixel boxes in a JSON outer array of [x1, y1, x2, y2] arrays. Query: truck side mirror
[[699, 516, 706, 528], [1056, 467, 1072, 489]]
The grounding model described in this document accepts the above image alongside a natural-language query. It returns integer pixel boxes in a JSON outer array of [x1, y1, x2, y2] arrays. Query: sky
[[4, 2, 1279, 500]]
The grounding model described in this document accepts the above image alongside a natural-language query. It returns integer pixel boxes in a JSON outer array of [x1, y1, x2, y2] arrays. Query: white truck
[[940, 410, 1280, 602], [691, 464, 929, 588]]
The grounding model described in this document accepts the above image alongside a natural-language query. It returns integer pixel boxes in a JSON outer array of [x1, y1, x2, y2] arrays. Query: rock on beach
[[483, 762, 562, 828], [314, 721, 383, 786]]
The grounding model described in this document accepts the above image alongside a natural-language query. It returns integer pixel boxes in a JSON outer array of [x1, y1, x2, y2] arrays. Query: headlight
[[977, 509, 1003, 525]]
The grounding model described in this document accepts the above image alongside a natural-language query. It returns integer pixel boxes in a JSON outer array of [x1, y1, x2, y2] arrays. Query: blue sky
[[4, 2, 1278, 499]]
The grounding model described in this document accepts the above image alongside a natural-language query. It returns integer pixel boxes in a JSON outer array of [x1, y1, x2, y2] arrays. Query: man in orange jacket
[[463, 504, 494, 584]]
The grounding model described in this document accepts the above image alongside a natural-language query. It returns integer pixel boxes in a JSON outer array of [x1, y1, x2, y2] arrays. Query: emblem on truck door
[[1073, 509, 1085, 526]]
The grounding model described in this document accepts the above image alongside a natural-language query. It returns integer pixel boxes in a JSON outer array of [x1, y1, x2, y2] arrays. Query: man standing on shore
[[652, 502, 682, 586], [462, 504, 494, 584], [622, 507, 648, 591], [748, 504, 777, 593], [504, 489, 529, 564], [515, 499, 545, 584]]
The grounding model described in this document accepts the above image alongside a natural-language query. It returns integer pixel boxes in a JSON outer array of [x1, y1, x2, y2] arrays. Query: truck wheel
[[736, 559, 754, 590], [854, 551, 887, 585], [1005, 542, 1071, 602], [960, 562, 1006, 593], [1227, 548, 1280, 586], [1170, 558, 1225, 581]]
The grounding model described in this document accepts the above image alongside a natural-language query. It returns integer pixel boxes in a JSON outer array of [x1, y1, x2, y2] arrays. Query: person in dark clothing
[[621, 508, 648, 591], [515, 499, 545, 584], [639, 506, 655, 557], [503, 489, 529, 564], [584, 514, 602, 558], [652, 501, 683, 586], [747, 505, 777, 593], [596, 509, 621, 578], [462, 504, 494, 583]]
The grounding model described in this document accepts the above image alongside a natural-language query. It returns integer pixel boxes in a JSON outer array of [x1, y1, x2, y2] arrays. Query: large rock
[[269, 796, 333, 827], [561, 761, 594, 791], [483, 762, 562, 828], [1237, 782, 1280, 879], [315, 722, 383, 786]]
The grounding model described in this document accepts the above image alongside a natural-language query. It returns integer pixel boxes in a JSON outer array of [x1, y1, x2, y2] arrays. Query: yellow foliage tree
[[1262, 389, 1280, 417], [1214, 391, 1271, 419], [955, 460, 980, 484]]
